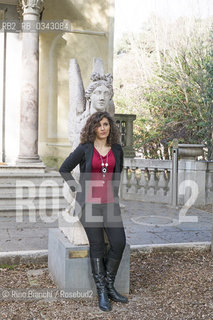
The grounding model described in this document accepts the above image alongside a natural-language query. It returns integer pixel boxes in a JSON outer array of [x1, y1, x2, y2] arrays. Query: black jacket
[[59, 142, 124, 209]]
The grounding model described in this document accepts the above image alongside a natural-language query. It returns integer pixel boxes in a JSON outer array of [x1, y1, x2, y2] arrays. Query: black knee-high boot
[[90, 257, 112, 312], [105, 257, 128, 303]]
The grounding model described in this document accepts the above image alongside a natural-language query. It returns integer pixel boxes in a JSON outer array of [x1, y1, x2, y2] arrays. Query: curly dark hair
[[80, 111, 120, 145]]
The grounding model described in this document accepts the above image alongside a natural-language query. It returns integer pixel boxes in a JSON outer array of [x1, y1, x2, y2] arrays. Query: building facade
[[0, 0, 114, 167]]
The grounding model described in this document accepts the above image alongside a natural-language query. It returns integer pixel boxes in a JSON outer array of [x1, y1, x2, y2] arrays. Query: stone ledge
[[0, 164, 46, 173], [0, 242, 211, 265], [131, 242, 211, 252], [0, 250, 48, 265]]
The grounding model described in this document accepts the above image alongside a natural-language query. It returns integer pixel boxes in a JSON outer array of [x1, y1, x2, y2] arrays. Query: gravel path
[[0, 249, 213, 319]]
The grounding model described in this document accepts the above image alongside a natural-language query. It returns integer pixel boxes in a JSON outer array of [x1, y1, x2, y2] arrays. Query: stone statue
[[68, 58, 115, 150], [59, 58, 115, 245]]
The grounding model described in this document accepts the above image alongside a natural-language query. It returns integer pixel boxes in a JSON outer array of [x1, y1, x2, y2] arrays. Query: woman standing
[[59, 111, 128, 312]]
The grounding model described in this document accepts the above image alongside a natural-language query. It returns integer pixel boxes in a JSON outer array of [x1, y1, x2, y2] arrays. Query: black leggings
[[80, 203, 126, 259]]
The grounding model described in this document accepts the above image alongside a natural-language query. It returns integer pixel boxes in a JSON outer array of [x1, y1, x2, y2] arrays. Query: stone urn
[[178, 144, 205, 160]]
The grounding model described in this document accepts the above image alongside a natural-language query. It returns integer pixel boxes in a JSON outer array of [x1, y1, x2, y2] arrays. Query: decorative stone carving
[[85, 72, 114, 114], [22, 0, 44, 15]]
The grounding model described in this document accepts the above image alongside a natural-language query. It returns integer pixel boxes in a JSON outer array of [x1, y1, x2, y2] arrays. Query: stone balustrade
[[120, 158, 213, 206], [121, 158, 172, 204]]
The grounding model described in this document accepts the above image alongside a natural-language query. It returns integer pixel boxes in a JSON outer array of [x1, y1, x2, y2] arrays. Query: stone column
[[114, 114, 136, 158], [17, 0, 44, 164], [126, 115, 135, 146]]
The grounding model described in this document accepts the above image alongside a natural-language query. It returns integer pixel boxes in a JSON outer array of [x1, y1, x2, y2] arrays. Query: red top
[[86, 147, 115, 203]]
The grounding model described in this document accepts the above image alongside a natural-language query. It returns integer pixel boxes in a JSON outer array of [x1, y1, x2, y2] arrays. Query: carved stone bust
[[85, 72, 113, 113]]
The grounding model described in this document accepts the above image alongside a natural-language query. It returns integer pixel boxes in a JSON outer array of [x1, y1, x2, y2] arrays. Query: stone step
[[0, 189, 65, 198], [0, 184, 64, 194], [0, 208, 64, 218], [0, 183, 63, 187], [0, 198, 68, 211], [0, 171, 62, 177], [0, 197, 67, 207], [0, 171, 64, 184], [0, 204, 67, 217], [0, 170, 69, 217], [0, 177, 64, 186], [0, 169, 60, 175]]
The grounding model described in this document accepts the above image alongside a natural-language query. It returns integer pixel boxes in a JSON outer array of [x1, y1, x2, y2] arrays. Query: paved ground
[[0, 200, 212, 252]]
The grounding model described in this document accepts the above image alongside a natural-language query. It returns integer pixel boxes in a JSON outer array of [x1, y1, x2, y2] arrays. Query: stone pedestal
[[178, 144, 205, 160], [48, 228, 130, 295], [178, 160, 207, 206]]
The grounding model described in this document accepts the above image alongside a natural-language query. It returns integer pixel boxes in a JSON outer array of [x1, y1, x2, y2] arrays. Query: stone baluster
[[17, 0, 44, 164], [121, 120, 126, 147], [157, 169, 167, 199], [122, 166, 129, 193], [165, 169, 172, 203], [138, 168, 147, 196], [166, 169, 171, 188], [128, 167, 136, 194], [147, 169, 156, 197]]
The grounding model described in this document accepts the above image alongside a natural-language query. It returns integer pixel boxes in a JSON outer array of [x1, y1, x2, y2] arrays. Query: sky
[[114, 0, 213, 43]]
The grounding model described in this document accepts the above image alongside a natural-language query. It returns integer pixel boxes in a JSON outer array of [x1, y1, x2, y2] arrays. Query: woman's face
[[95, 117, 110, 140]]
